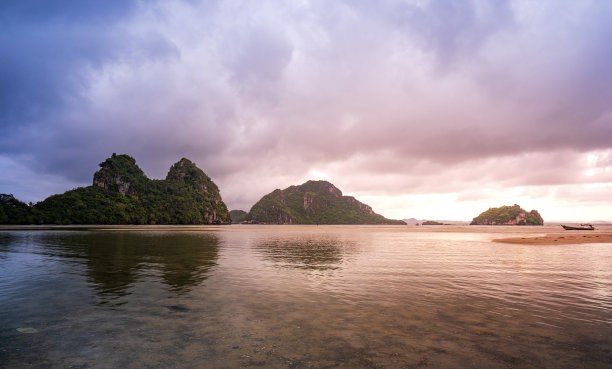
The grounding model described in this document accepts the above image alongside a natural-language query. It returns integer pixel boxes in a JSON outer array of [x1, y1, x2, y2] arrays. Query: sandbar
[[495, 232, 612, 245]]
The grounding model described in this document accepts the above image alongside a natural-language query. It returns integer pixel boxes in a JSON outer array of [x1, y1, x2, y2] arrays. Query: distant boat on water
[[561, 224, 595, 230]]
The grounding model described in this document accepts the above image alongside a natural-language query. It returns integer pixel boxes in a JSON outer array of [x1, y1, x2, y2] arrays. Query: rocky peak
[[166, 158, 207, 184], [326, 182, 342, 197], [303, 180, 342, 197], [93, 153, 145, 195]]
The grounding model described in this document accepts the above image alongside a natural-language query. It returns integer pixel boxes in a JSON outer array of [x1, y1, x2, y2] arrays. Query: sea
[[1, 225, 611, 368]]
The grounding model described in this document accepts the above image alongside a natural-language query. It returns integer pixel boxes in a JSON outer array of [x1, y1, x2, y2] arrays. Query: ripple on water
[[1, 225, 611, 368]]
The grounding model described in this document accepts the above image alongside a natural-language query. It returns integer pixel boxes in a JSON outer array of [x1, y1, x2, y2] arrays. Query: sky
[[1, 0, 612, 222]]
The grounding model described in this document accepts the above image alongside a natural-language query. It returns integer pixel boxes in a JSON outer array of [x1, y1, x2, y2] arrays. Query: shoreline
[[495, 232, 612, 245]]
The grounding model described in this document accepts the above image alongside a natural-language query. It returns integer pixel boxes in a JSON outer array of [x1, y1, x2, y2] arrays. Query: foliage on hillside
[[1, 155, 230, 225], [246, 180, 406, 225], [93, 153, 148, 194], [0, 194, 36, 224], [229, 210, 247, 223], [34, 186, 141, 224], [470, 204, 543, 225]]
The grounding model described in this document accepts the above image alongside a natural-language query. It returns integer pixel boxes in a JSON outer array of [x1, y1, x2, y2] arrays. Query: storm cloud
[[1, 0, 611, 221]]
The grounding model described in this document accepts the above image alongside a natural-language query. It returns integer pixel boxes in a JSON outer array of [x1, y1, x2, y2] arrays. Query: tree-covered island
[[229, 210, 248, 223], [243, 180, 406, 225], [470, 204, 543, 225], [0, 154, 230, 225]]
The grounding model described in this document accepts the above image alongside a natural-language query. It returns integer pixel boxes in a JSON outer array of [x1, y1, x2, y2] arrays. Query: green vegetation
[[246, 180, 406, 225], [33, 186, 141, 224], [470, 204, 543, 225], [229, 210, 247, 223], [93, 153, 148, 194], [0, 194, 36, 224], [0, 154, 230, 225]]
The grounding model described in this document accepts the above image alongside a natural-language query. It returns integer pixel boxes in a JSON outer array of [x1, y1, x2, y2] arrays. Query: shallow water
[[1, 225, 611, 368]]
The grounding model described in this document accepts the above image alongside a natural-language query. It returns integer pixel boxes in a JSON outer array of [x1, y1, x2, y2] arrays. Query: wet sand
[[495, 232, 612, 245]]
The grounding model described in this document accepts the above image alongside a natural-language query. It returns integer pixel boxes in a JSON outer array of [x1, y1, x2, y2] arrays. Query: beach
[[495, 231, 612, 245]]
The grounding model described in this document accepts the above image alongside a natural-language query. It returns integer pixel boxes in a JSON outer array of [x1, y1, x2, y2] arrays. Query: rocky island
[[243, 180, 406, 225], [470, 204, 543, 225], [421, 220, 446, 225], [229, 210, 248, 223], [0, 154, 230, 225]]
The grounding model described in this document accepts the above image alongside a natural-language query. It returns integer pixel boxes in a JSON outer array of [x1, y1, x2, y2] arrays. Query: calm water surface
[[1, 225, 611, 368]]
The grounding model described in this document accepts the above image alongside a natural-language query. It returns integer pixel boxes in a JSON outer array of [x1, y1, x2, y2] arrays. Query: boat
[[561, 224, 595, 230]]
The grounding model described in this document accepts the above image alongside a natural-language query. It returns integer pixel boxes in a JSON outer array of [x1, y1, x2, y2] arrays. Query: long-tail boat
[[561, 224, 595, 230]]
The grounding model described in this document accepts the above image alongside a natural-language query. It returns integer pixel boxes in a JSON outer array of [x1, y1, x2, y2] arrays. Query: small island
[[242, 180, 406, 225], [229, 210, 248, 223], [470, 204, 543, 225], [421, 221, 446, 225]]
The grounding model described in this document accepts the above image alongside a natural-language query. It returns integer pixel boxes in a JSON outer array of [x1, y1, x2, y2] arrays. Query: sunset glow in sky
[[1, 0, 611, 221]]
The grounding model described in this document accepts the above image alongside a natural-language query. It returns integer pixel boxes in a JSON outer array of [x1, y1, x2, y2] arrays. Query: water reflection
[[2, 226, 612, 368], [0, 233, 14, 260], [33, 232, 219, 302], [255, 236, 353, 271]]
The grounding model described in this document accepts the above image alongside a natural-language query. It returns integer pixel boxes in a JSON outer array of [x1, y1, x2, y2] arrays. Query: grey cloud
[[1, 0, 612, 215], [348, 0, 514, 67], [321, 149, 612, 196], [224, 27, 293, 91], [405, 0, 513, 65], [0, 0, 138, 23], [0, 2, 134, 126]]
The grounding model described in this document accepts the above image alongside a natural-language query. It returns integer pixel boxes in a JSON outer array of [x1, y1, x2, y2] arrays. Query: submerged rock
[[16, 327, 38, 334]]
